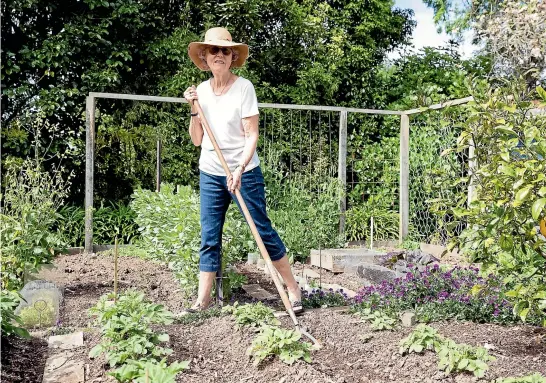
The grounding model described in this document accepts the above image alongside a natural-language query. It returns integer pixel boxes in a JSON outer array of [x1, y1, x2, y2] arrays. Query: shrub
[[432, 81, 546, 324], [0, 290, 30, 338]]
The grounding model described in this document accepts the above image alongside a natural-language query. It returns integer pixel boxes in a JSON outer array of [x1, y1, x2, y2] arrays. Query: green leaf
[[89, 344, 103, 358], [157, 333, 169, 342], [531, 198, 546, 221], [515, 186, 532, 203], [539, 187, 546, 197], [537, 86, 546, 101]]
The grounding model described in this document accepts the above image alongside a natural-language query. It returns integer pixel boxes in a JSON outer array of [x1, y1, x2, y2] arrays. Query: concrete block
[[303, 268, 321, 279], [310, 248, 384, 273]]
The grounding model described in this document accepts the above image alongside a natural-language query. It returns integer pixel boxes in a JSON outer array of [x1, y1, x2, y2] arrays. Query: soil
[[6, 253, 546, 383], [0, 335, 49, 383]]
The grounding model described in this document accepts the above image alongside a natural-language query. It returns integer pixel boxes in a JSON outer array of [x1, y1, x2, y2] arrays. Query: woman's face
[[206, 46, 233, 73]]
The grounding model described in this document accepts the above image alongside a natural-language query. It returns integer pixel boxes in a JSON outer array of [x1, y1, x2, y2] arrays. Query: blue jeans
[[199, 166, 286, 272]]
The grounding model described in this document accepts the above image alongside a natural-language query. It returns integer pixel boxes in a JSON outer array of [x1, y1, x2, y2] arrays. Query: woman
[[183, 27, 303, 314]]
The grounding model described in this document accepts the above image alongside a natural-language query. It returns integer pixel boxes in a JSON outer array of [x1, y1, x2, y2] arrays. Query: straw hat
[[188, 27, 249, 71]]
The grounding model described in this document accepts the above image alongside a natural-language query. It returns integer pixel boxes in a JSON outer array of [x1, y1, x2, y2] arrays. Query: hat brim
[[188, 40, 249, 71]]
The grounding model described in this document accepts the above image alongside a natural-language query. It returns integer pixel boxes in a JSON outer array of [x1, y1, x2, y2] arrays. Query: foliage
[[88, 291, 174, 368], [437, 339, 496, 378], [494, 374, 546, 383], [358, 308, 398, 331], [222, 302, 280, 329], [246, 325, 313, 366], [1, 157, 68, 291], [476, 0, 546, 83], [400, 324, 496, 378], [399, 324, 443, 355], [345, 201, 399, 242], [2, 0, 414, 203], [263, 157, 343, 262], [56, 202, 139, 247], [130, 184, 201, 296], [174, 307, 223, 326], [353, 265, 542, 325], [301, 288, 351, 309], [0, 290, 30, 338], [110, 358, 189, 383], [18, 299, 55, 328], [433, 81, 546, 325]]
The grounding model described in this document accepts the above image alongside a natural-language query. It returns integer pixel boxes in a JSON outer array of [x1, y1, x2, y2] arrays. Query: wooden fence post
[[156, 139, 162, 192], [338, 111, 348, 238], [85, 96, 96, 254], [399, 114, 410, 243]]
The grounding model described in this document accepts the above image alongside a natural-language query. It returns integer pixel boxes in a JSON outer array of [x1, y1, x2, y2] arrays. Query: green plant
[[359, 308, 398, 331], [301, 288, 350, 309], [246, 325, 313, 366], [399, 324, 444, 355], [109, 358, 189, 383], [1, 158, 68, 291], [174, 307, 223, 325], [222, 302, 280, 328], [433, 81, 546, 325], [437, 339, 496, 378], [18, 299, 56, 328], [0, 290, 29, 338], [493, 374, 546, 383], [130, 184, 201, 296], [88, 291, 174, 367]]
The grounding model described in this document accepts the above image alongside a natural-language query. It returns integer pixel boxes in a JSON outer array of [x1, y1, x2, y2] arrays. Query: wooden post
[[114, 237, 118, 303], [467, 138, 475, 207], [399, 114, 410, 243], [156, 139, 162, 192], [338, 111, 348, 237], [84, 96, 96, 254]]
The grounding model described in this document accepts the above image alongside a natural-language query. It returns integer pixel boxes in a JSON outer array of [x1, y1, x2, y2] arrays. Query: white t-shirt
[[196, 76, 260, 176]]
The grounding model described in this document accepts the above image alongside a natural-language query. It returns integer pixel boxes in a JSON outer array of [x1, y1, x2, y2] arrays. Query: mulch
[[3, 252, 545, 383], [0, 335, 49, 383]]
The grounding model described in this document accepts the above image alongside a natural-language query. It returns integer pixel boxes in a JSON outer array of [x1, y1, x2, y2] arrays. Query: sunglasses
[[208, 46, 233, 56]]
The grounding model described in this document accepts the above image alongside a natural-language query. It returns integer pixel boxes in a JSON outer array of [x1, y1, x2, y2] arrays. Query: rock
[[303, 268, 321, 279], [400, 311, 416, 327], [356, 264, 403, 285], [48, 332, 84, 350], [42, 355, 84, 383]]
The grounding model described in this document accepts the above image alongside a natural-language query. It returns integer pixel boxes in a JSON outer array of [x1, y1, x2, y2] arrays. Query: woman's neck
[[212, 71, 232, 87]]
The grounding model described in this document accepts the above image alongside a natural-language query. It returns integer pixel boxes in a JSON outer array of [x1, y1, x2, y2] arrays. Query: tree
[[2, 0, 415, 202]]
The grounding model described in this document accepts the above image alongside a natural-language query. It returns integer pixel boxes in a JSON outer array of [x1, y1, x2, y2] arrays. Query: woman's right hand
[[184, 85, 198, 103]]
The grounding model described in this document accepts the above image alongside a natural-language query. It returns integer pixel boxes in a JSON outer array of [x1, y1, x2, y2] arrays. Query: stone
[[42, 353, 84, 383], [242, 284, 276, 301], [303, 268, 321, 279], [400, 311, 416, 327], [356, 264, 403, 286], [48, 332, 84, 350]]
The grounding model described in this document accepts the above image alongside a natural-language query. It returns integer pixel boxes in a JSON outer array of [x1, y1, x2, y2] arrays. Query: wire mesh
[[408, 108, 469, 245]]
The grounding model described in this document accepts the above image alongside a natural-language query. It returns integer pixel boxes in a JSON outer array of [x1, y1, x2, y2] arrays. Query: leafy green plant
[[174, 307, 223, 325], [359, 308, 398, 331], [246, 325, 313, 366], [432, 81, 546, 325], [399, 324, 444, 355], [437, 339, 496, 378], [222, 302, 280, 329], [301, 288, 350, 309], [493, 374, 546, 383], [1, 158, 68, 291], [88, 291, 174, 367], [0, 290, 30, 338], [110, 358, 189, 383], [18, 298, 56, 328]]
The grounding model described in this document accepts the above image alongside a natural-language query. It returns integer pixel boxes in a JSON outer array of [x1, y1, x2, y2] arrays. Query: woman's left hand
[[228, 167, 243, 193]]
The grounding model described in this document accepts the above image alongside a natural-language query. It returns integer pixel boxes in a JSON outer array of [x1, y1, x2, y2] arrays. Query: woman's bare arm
[[240, 114, 259, 166]]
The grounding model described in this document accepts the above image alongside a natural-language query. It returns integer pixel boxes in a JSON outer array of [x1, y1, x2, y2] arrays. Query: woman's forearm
[[189, 115, 204, 146], [240, 115, 259, 167]]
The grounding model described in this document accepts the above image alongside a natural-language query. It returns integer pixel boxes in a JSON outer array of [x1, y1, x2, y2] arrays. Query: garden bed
[[11, 253, 546, 383]]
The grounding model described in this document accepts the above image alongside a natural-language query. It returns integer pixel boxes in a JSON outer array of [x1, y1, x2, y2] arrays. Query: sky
[[392, 0, 476, 59]]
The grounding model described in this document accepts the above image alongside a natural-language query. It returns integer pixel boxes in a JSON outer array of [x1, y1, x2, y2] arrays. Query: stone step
[[242, 284, 277, 301]]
